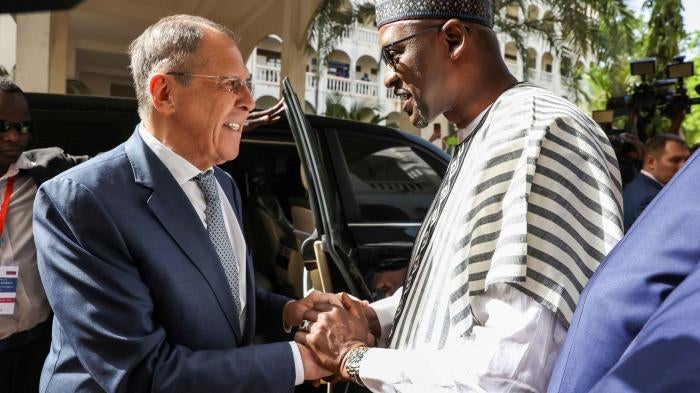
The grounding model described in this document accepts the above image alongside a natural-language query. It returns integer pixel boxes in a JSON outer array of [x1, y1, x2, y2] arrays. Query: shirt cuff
[[370, 287, 401, 347], [288, 341, 304, 385], [283, 300, 293, 333]]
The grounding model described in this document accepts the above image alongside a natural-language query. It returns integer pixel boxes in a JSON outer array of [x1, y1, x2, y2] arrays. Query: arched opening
[[327, 50, 351, 78], [255, 35, 282, 68], [526, 48, 537, 70], [543, 11, 555, 32], [249, 35, 282, 93], [326, 50, 352, 94], [355, 55, 379, 82], [506, 4, 519, 21], [542, 52, 554, 73], [527, 5, 540, 22], [504, 42, 518, 63], [255, 95, 278, 110]]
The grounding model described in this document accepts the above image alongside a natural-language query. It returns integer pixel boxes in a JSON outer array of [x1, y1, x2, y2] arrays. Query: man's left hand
[[283, 290, 344, 329], [294, 293, 370, 373]]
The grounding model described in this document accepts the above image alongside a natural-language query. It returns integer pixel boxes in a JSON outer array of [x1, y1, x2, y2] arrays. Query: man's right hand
[[295, 293, 371, 372]]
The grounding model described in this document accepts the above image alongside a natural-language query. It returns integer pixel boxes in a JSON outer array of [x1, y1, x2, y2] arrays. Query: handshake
[[282, 291, 382, 385]]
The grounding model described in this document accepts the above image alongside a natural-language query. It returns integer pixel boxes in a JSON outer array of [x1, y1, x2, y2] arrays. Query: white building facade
[[247, 2, 587, 142]]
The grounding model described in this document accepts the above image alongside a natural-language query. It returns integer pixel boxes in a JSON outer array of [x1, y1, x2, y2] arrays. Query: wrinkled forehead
[[195, 29, 249, 78], [378, 19, 432, 45]]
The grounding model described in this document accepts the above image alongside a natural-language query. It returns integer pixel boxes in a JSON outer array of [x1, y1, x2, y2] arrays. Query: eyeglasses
[[380, 24, 444, 70], [166, 72, 252, 95], [0, 120, 33, 135]]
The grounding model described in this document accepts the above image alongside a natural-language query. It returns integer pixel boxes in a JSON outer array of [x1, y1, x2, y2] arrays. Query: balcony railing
[[355, 26, 379, 45], [354, 80, 378, 97], [255, 65, 280, 85], [326, 75, 352, 94], [539, 70, 553, 83], [306, 72, 317, 90], [386, 89, 399, 100]]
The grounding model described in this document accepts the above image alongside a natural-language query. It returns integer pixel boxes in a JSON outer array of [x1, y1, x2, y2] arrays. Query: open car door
[[282, 78, 370, 299]]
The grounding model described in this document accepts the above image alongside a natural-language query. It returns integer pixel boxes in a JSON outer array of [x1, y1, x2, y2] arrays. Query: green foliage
[[643, 0, 686, 72], [494, 0, 638, 86], [324, 93, 349, 118], [324, 93, 389, 125]]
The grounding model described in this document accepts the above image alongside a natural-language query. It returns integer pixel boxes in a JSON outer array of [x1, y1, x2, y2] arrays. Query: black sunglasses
[[380, 24, 445, 70], [0, 120, 34, 135]]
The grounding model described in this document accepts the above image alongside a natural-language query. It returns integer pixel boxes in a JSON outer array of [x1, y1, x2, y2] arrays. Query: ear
[[442, 19, 468, 60], [149, 73, 176, 115], [644, 154, 656, 170]]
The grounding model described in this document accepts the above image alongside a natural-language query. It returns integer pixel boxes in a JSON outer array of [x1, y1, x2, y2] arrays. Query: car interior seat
[[244, 158, 303, 298]]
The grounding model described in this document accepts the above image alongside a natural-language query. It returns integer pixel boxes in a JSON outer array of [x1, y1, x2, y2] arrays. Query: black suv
[[25, 85, 449, 305]]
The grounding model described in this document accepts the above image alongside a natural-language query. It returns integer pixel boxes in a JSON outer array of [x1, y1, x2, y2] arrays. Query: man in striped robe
[[296, 1, 623, 391]]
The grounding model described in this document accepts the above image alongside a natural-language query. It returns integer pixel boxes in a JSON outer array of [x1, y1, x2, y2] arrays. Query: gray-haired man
[[35, 15, 331, 393]]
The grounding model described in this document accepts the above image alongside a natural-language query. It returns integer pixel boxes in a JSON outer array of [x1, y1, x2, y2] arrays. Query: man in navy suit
[[34, 15, 331, 392], [548, 148, 700, 392], [622, 134, 689, 231]]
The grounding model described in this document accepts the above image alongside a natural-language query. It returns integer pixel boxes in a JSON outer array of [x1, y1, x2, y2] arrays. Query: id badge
[[0, 264, 19, 315]]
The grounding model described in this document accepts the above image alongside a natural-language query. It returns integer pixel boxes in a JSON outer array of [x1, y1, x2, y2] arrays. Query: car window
[[335, 130, 443, 222]]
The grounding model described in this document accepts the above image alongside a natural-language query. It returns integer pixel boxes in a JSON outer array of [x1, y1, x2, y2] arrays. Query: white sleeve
[[359, 284, 567, 393], [288, 342, 304, 385], [369, 287, 402, 347]]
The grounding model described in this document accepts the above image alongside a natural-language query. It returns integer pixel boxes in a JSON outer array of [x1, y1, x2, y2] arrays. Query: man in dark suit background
[[34, 15, 331, 393], [622, 133, 689, 231], [0, 79, 88, 393]]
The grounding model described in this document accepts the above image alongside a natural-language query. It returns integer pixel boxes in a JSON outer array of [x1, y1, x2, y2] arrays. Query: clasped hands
[[283, 290, 380, 383]]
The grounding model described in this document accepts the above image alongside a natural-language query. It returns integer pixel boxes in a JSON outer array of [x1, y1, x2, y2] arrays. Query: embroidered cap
[[375, 0, 495, 29]]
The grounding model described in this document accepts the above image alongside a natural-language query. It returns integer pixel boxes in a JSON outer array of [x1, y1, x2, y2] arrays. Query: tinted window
[[336, 131, 443, 222]]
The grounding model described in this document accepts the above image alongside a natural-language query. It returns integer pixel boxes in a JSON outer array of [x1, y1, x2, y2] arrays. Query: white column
[[0, 15, 17, 77], [15, 11, 69, 93], [279, 1, 307, 100]]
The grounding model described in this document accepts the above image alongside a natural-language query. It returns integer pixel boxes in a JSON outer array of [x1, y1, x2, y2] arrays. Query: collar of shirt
[[640, 169, 663, 186], [0, 152, 36, 181], [138, 123, 210, 183], [457, 105, 491, 143]]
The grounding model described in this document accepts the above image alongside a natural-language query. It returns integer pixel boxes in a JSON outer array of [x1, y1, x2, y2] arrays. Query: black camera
[[597, 56, 699, 142]]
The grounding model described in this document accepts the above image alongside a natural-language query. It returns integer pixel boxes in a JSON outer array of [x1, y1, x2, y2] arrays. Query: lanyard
[[0, 176, 15, 237]]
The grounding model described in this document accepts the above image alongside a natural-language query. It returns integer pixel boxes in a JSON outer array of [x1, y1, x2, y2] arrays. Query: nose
[[383, 66, 399, 89], [2, 128, 21, 142], [237, 84, 255, 113]]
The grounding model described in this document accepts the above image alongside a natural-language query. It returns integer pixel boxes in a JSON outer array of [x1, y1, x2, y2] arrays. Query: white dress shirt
[[0, 156, 49, 339], [365, 284, 567, 393], [640, 169, 663, 186], [138, 125, 304, 385]]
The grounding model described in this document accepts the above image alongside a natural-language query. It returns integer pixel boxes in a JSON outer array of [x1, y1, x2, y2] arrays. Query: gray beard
[[415, 107, 429, 128]]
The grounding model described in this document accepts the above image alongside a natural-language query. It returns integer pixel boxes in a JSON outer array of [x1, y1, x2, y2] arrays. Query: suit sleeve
[[256, 287, 293, 339], [589, 262, 700, 393], [34, 178, 296, 393]]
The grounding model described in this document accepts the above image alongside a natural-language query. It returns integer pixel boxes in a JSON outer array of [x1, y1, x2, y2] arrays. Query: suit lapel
[[213, 169, 256, 345], [124, 131, 242, 343]]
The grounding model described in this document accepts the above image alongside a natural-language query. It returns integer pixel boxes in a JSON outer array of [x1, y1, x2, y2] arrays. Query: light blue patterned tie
[[193, 170, 241, 316]]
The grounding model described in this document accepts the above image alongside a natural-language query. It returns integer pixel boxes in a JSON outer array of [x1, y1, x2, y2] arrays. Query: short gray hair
[[128, 15, 236, 119]]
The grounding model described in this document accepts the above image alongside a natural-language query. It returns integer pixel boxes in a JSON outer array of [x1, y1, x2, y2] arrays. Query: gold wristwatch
[[344, 345, 369, 386]]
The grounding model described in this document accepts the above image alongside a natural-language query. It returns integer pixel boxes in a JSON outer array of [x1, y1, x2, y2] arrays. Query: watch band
[[344, 345, 370, 387]]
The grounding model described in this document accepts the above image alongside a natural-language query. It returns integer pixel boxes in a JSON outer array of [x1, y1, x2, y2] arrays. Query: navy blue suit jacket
[[547, 151, 700, 393], [622, 172, 662, 231], [34, 131, 296, 393]]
